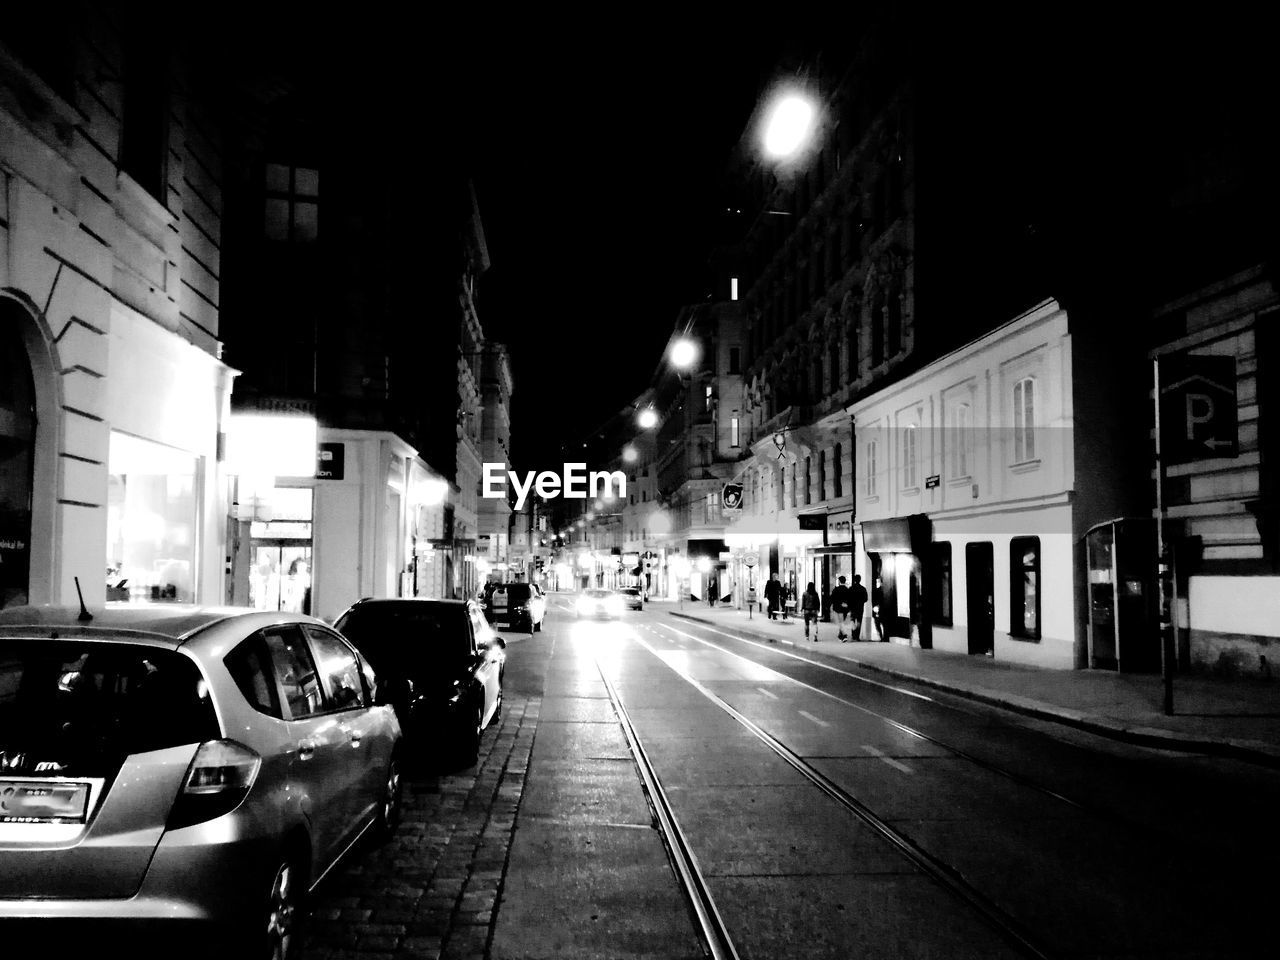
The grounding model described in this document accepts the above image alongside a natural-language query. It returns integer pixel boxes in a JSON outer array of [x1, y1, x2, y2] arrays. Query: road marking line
[[660, 621, 933, 702], [756, 687, 779, 700], [864, 745, 913, 774], [799, 710, 831, 728]]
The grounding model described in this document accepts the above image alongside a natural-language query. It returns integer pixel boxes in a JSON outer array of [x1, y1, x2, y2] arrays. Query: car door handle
[[297, 738, 317, 761]]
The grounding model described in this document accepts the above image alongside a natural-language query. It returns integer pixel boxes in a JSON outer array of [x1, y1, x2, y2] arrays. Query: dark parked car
[[0, 604, 402, 957], [333, 599, 504, 766], [482, 583, 546, 633], [619, 587, 644, 610]]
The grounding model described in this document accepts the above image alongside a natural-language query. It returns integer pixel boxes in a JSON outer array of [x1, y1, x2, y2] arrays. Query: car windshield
[[0, 639, 219, 778], [621, 588, 640, 596], [336, 603, 471, 677]]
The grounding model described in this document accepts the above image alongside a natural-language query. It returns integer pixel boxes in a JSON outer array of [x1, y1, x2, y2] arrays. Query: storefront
[[860, 515, 932, 645]]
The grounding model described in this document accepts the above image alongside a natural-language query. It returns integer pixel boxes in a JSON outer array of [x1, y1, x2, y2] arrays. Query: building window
[[1009, 536, 1041, 640], [871, 294, 885, 366], [950, 402, 971, 478], [830, 343, 840, 392], [107, 432, 199, 603], [901, 424, 917, 489], [731, 277, 739, 301], [928, 541, 952, 625], [705, 385, 713, 411], [865, 440, 877, 498], [791, 462, 798, 508], [1013, 377, 1036, 462], [887, 285, 902, 356], [730, 417, 740, 448], [642, 490, 647, 502], [847, 325, 859, 384], [817, 451, 827, 501], [120, 43, 169, 203], [729, 347, 741, 374], [804, 456, 812, 505], [833, 442, 843, 498], [265, 164, 320, 242]]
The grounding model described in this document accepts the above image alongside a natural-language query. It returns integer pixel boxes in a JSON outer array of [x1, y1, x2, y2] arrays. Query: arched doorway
[[0, 303, 37, 608]]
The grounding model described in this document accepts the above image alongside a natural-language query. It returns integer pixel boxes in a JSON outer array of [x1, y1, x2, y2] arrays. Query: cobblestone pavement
[[303, 694, 540, 960]]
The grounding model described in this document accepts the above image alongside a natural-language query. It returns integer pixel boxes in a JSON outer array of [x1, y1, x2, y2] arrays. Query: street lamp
[[670, 337, 698, 370], [762, 90, 816, 160], [622, 445, 638, 463], [637, 406, 658, 429]]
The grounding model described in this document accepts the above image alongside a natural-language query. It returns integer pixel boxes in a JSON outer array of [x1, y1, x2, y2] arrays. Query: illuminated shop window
[[107, 432, 199, 603]]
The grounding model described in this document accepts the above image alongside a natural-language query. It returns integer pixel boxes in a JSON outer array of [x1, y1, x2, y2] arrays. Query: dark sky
[[447, 33, 788, 471]]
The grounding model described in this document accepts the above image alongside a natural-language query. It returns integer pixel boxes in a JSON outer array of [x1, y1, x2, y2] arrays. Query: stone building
[[1, 10, 234, 609]]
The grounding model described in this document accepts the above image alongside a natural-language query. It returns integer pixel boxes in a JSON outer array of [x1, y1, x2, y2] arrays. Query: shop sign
[[828, 511, 853, 544], [317, 442, 345, 480], [1159, 355, 1238, 464], [722, 483, 743, 511], [798, 514, 825, 531], [925, 475, 941, 489]]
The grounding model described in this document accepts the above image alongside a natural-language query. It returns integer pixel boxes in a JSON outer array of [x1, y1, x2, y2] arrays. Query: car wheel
[[459, 704, 482, 766], [261, 852, 305, 960], [373, 754, 403, 842]]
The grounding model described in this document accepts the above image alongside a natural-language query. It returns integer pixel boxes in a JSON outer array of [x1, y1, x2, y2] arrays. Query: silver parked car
[[0, 604, 403, 957]]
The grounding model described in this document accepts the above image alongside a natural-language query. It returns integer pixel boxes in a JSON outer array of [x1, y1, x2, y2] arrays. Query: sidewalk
[[667, 605, 1280, 768]]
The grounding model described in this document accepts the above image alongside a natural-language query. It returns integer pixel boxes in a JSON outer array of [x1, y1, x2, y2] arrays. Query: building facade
[[2, 12, 234, 610], [850, 299, 1148, 669]]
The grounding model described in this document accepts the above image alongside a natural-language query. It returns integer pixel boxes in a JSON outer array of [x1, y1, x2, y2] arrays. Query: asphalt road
[[495, 599, 1278, 960]]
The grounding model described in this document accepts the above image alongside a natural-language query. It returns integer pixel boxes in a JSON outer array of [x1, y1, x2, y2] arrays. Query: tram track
[[620, 632, 1059, 960], [594, 655, 741, 960], [652, 619, 1182, 847]]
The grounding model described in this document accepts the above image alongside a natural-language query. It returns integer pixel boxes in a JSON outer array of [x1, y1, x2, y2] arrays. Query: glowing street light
[[637, 406, 658, 429], [762, 91, 816, 160], [670, 337, 698, 370], [622, 445, 638, 463]]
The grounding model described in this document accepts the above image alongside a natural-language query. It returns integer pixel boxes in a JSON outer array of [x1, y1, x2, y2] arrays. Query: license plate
[[0, 780, 92, 824]]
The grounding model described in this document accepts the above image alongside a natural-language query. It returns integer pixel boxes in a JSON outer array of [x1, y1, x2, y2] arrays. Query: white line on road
[[799, 710, 831, 728], [661, 621, 934, 702], [756, 687, 779, 700], [863, 745, 913, 774]]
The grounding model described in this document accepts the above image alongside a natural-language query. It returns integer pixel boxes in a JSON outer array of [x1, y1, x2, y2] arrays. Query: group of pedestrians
[[763, 572, 883, 642]]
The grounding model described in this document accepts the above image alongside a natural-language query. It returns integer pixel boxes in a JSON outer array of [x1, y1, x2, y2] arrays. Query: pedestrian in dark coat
[[802, 582, 821, 641], [764, 574, 782, 621], [829, 575, 853, 640]]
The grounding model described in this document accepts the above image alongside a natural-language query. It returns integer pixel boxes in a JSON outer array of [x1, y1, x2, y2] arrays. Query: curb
[[668, 611, 1280, 769]]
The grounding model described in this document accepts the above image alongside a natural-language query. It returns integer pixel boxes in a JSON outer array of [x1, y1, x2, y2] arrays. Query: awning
[[687, 538, 728, 559], [861, 514, 931, 554]]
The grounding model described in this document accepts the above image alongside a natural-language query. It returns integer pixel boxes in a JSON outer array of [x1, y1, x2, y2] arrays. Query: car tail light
[[167, 739, 261, 829]]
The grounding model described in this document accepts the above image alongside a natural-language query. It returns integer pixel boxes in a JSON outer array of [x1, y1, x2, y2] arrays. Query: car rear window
[[0, 639, 219, 778], [336, 604, 471, 676], [497, 585, 531, 602]]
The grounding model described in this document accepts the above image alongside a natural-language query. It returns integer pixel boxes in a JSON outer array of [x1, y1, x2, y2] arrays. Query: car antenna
[[74, 576, 93, 622]]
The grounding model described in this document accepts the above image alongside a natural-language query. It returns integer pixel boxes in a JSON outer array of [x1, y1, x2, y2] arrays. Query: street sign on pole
[[1158, 355, 1238, 464]]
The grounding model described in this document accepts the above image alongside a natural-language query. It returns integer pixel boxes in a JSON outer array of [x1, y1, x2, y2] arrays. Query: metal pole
[[1153, 356, 1174, 715]]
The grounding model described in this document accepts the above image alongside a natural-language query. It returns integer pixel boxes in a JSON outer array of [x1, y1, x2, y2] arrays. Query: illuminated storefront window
[[249, 487, 313, 614], [107, 432, 199, 603]]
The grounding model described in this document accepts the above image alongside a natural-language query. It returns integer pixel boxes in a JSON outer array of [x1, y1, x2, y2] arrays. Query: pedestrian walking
[[849, 574, 869, 640], [871, 576, 887, 641], [802, 581, 821, 641], [829, 575, 853, 640], [764, 573, 782, 622]]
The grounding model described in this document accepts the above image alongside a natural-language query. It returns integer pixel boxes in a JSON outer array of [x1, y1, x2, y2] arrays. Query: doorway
[[0, 310, 36, 609], [249, 542, 313, 614], [966, 542, 994, 656]]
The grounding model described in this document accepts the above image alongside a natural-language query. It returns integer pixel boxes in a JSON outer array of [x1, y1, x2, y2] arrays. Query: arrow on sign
[[1204, 439, 1234, 451]]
